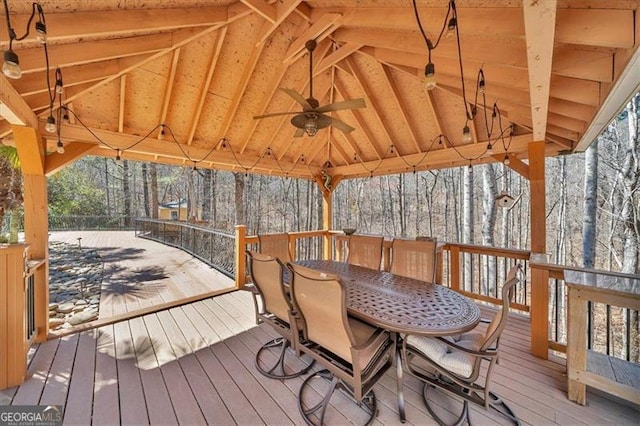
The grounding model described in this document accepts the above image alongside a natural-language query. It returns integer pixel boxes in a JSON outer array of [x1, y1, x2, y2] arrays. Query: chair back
[[347, 235, 384, 270], [258, 233, 292, 262], [246, 250, 290, 322], [390, 238, 437, 282], [480, 265, 520, 352], [288, 263, 355, 363]]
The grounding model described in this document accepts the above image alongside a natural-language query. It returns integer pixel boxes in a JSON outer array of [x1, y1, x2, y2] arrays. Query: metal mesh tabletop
[[296, 260, 480, 336]]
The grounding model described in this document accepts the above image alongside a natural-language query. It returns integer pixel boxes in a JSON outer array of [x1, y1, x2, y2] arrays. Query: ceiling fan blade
[[281, 88, 312, 110], [327, 116, 356, 133], [294, 128, 305, 138], [316, 98, 366, 113], [253, 111, 299, 119]]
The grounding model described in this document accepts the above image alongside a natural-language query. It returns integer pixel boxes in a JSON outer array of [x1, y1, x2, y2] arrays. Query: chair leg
[[298, 369, 378, 426], [255, 337, 314, 379], [488, 391, 521, 425], [422, 383, 469, 426], [396, 344, 407, 423]]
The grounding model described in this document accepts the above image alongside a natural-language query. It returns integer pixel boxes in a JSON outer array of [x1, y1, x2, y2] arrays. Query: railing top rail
[[135, 218, 233, 238], [530, 260, 640, 280], [443, 242, 531, 259]]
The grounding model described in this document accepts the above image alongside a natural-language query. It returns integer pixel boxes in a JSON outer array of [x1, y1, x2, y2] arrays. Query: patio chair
[[258, 232, 293, 262], [400, 265, 522, 425], [245, 250, 314, 379], [288, 263, 393, 425], [346, 235, 384, 270], [390, 238, 437, 283]]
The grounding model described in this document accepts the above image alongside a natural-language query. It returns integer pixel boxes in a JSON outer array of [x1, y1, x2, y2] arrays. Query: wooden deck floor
[[49, 231, 235, 319], [1, 289, 638, 425]]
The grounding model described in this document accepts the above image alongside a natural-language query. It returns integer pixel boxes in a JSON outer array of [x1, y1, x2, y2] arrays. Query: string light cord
[[412, 0, 452, 53], [3, 1, 44, 47], [164, 125, 218, 164]]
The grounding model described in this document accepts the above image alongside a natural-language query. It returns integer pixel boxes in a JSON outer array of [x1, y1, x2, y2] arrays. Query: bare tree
[[582, 143, 598, 268]]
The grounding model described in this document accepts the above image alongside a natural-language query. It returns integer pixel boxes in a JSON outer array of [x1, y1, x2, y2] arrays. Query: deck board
[[3, 292, 639, 424]]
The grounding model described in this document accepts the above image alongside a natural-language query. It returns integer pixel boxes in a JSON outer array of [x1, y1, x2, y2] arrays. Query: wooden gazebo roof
[[1, 0, 639, 179]]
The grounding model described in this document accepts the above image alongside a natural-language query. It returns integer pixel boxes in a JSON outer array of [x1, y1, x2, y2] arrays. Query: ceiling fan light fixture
[[424, 62, 436, 90], [2, 49, 21, 79], [304, 118, 318, 137]]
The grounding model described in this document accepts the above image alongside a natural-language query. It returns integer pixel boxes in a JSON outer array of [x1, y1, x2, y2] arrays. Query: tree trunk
[[463, 166, 474, 290], [481, 164, 498, 293], [582, 142, 598, 268], [141, 163, 150, 217], [234, 172, 245, 225], [150, 163, 158, 219], [620, 96, 639, 274], [201, 169, 212, 222], [122, 160, 131, 226]]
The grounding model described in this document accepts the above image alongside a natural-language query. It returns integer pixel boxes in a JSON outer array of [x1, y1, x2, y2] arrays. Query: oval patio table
[[294, 260, 481, 422]]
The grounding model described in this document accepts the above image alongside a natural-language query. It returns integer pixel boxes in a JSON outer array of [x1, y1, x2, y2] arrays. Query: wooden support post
[[315, 175, 338, 261], [235, 225, 247, 289], [567, 286, 587, 404], [0, 244, 28, 389], [449, 245, 460, 291], [529, 141, 548, 359], [13, 125, 49, 343]]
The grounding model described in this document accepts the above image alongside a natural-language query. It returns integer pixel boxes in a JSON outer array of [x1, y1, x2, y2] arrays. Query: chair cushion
[[406, 332, 484, 378], [348, 317, 386, 370]]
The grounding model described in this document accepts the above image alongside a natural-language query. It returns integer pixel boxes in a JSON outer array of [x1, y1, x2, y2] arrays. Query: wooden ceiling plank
[[523, 0, 557, 141], [330, 135, 351, 166], [13, 55, 151, 96], [258, 0, 303, 45], [44, 142, 95, 176], [3, 7, 230, 45], [380, 63, 422, 153], [333, 79, 383, 160], [555, 9, 634, 49], [59, 24, 238, 110], [344, 57, 395, 151], [188, 29, 227, 145], [338, 7, 632, 48], [215, 22, 271, 143], [0, 75, 38, 128], [283, 13, 343, 63], [240, 0, 277, 23], [158, 48, 181, 138], [16, 30, 200, 74], [118, 75, 126, 133]]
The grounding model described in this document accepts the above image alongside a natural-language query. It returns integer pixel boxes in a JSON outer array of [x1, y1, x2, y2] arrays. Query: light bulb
[[45, 116, 56, 133], [424, 62, 436, 90], [479, 79, 486, 94], [35, 21, 47, 44], [55, 82, 64, 94], [304, 118, 318, 137], [487, 143, 493, 155], [446, 17, 456, 38], [504, 154, 510, 165], [62, 112, 69, 124], [116, 150, 122, 161], [56, 141, 65, 154], [462, 125, 472, 143], [2, 50, 21, 79]]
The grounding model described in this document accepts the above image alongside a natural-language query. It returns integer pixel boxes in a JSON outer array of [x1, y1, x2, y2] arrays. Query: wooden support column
[[315, 174, 341, 261], [13, 125, 49, 343], [529, 141, 548, 358], [235, 224, 247, 289]]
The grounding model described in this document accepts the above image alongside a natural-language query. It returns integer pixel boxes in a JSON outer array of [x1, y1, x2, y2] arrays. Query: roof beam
[[315, 43, 362, 76], [188, 28, 227, 145], [523, 0, 557, 141], [3, 7, 230, 45], [240, 0, 277, 23], [118, 75, 126, 133], [159, 48, 181, 139], [283, 13, 343, 63], [45, 142, 96, 176], [257, 0, 303, 45], [0, 75, 38, 128]]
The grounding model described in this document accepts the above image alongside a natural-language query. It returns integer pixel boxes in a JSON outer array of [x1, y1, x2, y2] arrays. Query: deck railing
[[49, 215, 134, 231], [135, 218, 235, 278]]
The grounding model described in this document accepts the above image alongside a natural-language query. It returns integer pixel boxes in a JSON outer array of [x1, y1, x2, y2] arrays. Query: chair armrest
[[434, 336, 498, 358]]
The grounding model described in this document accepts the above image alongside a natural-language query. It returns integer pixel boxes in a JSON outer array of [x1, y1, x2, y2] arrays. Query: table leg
[[396, 338, 406, 423]]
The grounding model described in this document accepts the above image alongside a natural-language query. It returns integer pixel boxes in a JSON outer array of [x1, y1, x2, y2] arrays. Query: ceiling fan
[[253, 39, 366, 137]]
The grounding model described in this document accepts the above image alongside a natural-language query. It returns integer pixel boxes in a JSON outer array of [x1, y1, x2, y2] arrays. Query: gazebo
[[1, 0, 639, 411]]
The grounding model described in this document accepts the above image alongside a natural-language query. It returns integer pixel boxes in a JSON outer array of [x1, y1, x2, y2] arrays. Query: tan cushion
[[406, 332, 484, 378], [348, 317, 385, 370]]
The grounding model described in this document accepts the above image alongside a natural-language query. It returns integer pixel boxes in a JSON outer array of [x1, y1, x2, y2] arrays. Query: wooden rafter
[[188, 29, 227, 145], [159, 48, 182, 139], [257, 0, 303, 45], [240, 0, 277, 23], [523, 0, 557, 141], [0, 75, 38, 128], [283, 13, 343, 63], [118, 75, 126, 133]]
